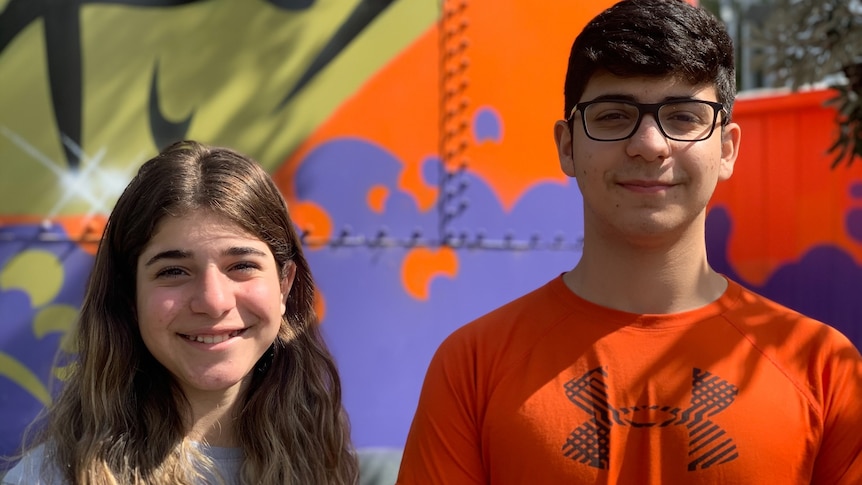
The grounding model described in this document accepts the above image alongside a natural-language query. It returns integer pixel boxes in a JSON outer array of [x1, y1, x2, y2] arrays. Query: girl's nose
[[189, 267, 235, 318]]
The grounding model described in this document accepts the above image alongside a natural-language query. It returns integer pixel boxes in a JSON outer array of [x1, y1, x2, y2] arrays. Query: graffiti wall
[[1, 0, 860, 468], [709, 89, 862, 348]]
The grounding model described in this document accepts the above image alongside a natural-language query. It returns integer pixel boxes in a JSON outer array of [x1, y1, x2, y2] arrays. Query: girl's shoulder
[[2, 445, 64, 485]]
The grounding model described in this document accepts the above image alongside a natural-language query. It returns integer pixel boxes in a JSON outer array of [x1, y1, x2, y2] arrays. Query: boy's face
[[554, 71, 740, 245]]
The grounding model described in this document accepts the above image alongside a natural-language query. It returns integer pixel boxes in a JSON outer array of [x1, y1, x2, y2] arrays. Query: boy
[[396, 0, 862, 483]]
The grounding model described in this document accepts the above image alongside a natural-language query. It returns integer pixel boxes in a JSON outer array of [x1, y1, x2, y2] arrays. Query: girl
[[5, 141, 357, 484]]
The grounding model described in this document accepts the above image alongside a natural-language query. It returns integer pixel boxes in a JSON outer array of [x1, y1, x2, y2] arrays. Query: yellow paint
[[53, 363, 76, 382], [33, 304, 78, 339], [0, 0, 438, 215], [0, 250, 64, 307], [0, 352, 51, 406]]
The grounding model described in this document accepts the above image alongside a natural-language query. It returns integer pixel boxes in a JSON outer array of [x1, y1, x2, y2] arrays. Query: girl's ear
[[280, 261, 297, 314]]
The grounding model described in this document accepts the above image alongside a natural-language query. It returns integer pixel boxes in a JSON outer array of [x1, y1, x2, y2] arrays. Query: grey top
[[2, 444, 243, 485], [3, 445, 404, 485]]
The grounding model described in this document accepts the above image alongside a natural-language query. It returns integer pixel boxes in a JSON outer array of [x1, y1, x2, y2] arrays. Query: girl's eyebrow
[[223, 246, 267, 258], [144, 249, 191, 267], [143, 246, 267, 267]]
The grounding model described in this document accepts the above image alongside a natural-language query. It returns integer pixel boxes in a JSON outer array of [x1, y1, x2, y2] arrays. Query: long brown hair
[[30, 140, 357, 484]]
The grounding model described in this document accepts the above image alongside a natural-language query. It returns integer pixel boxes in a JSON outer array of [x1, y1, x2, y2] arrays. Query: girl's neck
[[184, 389, 242, 447]]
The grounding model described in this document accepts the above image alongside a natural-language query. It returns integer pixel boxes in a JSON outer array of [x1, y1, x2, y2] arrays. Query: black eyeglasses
[[567, 99, 726, 142]]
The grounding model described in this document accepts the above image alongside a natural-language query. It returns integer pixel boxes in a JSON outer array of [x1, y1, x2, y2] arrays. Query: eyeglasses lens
[[583, 101, 716, 141]]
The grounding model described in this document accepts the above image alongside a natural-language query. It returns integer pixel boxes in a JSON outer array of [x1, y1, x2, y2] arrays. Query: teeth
[[184, 329, 242, 344]]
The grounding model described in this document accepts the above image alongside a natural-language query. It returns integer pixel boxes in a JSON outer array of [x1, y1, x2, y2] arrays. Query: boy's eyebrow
[[143, 246, 267, 267], [585, 94, 703, 103]]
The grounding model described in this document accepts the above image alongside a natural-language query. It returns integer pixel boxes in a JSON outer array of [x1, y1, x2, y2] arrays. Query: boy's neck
[[565, 220, 727, 314]]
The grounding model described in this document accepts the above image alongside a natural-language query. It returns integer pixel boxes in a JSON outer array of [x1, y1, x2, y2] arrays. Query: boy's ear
[[555, 120, 577, 177], [718, 122, 741, 181]]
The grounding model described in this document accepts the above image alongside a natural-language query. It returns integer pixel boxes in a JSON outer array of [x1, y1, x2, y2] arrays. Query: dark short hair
[[564, 0, 736, 120]]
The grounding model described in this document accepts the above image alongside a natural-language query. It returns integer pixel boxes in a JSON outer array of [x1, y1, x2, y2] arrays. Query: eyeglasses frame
[[566, 99, 728, 142]]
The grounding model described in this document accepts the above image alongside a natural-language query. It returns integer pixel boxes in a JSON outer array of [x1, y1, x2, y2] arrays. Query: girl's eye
[[155, 267, 187, 278], [231, 261, 261, 272]]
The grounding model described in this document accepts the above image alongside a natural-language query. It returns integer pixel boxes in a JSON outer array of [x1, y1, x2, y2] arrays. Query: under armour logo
[[561, 367, 739, 471]]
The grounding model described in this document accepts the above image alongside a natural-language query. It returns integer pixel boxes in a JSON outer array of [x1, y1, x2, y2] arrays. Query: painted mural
[[1, 0, 860, 471]]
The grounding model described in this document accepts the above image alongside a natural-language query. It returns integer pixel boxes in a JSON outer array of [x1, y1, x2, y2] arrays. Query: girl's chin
[[177, 371, 255, 395]]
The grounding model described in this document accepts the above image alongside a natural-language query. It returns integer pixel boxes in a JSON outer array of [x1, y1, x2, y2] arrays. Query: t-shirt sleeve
[[812, 338, 862, 485], [397, 330, 486, 484], [2, 445, 61, 485]]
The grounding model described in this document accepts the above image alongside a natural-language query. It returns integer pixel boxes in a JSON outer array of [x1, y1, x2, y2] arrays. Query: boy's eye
[[666, 112, 700, 123], [593, 110, 632, 121]]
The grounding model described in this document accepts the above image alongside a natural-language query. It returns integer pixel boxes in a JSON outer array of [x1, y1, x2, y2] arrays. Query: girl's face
[[136, 210, 294, 403]]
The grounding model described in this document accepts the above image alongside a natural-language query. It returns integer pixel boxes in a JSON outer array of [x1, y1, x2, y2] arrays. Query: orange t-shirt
[[397, 276, 862, 484]]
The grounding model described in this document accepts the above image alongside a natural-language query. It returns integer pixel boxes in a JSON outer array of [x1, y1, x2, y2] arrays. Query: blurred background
[[1, 0, 860, 477]]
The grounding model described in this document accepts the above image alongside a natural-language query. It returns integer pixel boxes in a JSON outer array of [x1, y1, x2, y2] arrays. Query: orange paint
[[274, 0, 619, 213], [452, 1, 615, 210], [0, 215, 106, 255], [314, 288, 326, 324], [402, 246, 459, 301], [367, 185, 389, 213], [711, 89, 862, 285], [287, 200, 333, 249], [267, 1, 862, 291], [274, 28, 440, 212]]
